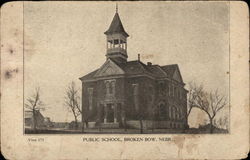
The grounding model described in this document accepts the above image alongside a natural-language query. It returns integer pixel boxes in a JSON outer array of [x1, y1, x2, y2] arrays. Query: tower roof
[[104, 12, 129, 37]]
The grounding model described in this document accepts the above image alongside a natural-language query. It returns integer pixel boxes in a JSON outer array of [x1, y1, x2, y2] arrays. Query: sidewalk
[[25, 128, 185, 134]]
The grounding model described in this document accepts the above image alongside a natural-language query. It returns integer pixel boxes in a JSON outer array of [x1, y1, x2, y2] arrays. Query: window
[[183, 92, 186, 100], [158, 81, 166, 96], [105, 82, 110, 95], [180, 89, 182, 99], [88, 88, 93, 110], [156, 102, 167, 120], [111, 81, 115, 94], [176, 108, 179, 120], [174, 87, 177, 97], [173, 107, 176, 120], [176, 88, 179, 98], [166, 82, 169, 96], [105, 80, 116, 96], [132, 84, 139, 111], [177, 88, 179, 98], [148, 85, 154, 103], [132, 84, 139, 95], [169, 106, 172, 119], [114, 39, 119, 48], [177, 108, 180, 120], [179, 109, 182, 120], [172, 85, 175, 97]]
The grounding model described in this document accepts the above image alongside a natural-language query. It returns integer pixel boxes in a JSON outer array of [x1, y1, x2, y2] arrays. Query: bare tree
[[64, 82, 81, 130], [190, 83, 227, 133], [25, 87, 44, 131], [215, 116, 229, 131], [187, 82, 203, 120]]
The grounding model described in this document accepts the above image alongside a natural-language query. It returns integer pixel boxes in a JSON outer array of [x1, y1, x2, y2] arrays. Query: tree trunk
[[33, 110, 37, 131], [98, 119, 102, 132], [74, 116, 78, 130], [85, 120, 88, 128], [139, 119, 143, 134], [124, 118, 127, 132], [209, 117, 214, 134], [122, 111, 127, 131], [151, 120, 154, 132], [81, 121, 84, 133]]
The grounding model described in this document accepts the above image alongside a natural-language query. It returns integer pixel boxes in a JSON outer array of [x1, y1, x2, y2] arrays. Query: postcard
[[0, 1, 249, 159]]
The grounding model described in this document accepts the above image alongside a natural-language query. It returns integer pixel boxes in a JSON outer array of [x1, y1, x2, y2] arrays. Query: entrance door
[[107, 104, 114, 122]]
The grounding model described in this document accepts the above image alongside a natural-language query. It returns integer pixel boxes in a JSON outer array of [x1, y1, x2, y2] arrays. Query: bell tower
[[104, 5, 129, 63]]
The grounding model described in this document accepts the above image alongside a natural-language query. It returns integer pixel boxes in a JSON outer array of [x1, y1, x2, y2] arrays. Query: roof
[[79, 69, 98, 81], [104, 13, 129, 37], [161, 64, 178, 77], [115, 60, 152, 76], [80, 59, 184, 84], [147, 65, 168, 78], [24, 110, 44, 119]]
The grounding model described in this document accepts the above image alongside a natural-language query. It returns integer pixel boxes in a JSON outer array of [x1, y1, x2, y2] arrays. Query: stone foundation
[[126, 120, 185, 129]]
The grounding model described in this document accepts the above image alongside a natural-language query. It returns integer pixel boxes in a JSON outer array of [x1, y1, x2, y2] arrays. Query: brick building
[[79, 10, 188, 130]]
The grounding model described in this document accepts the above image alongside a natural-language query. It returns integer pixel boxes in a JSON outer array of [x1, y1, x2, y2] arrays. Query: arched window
[[105, 80, 116, 96], [176, 108, 179, 120], [158, 81, 166, 96], [166, 82, 169, 96], [111, 81, 115, 94], [88, 88, 93, 110], [169, 106, 172, 119], [179, 109, 183, 120], [160, 103, 166, 118], [105, 82, 110, 95], [172, 107, 176, 120], [155, 102, 167, 120], [109, 82, 112, 94], [132, 84, 139, 111], [176, 107, 179, 120]]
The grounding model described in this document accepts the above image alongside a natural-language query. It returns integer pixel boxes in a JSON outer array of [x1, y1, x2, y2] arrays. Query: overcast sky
[[24, 1, 229, 127]]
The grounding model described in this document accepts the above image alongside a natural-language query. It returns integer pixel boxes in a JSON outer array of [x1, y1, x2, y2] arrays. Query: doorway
[[107, 104, 114, 122]]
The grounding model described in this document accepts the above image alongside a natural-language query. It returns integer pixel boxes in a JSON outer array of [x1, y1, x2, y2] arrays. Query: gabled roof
[[115, 60, 152, 76], [160, 64, 184, 83], [94, 58, 125, 77], [160, 64, 178, 77], [104, 13, 129, 37], [79, 69, 98, 81], [80, 60, 184, 84], [147, 65, 168, 78]]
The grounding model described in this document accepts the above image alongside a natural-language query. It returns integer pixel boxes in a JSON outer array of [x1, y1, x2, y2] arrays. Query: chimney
[[147, 62, 152, 66], [138, 54, 140, 61]]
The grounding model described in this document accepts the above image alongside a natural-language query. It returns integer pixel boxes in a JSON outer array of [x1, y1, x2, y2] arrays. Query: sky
[[24, 1, 229, 128]]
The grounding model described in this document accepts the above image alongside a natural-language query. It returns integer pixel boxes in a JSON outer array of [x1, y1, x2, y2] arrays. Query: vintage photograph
[[23, 2, 230, 134]]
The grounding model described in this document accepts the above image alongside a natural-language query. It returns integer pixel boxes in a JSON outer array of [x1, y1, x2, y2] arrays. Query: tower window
[[114, 39, 119, 48]]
